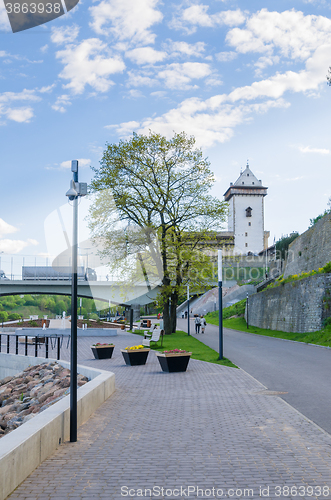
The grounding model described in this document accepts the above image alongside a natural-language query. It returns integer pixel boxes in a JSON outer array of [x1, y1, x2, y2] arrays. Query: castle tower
[[223, 163, 269, 254]]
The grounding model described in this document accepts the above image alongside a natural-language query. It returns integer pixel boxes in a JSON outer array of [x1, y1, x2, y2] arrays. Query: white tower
[[223, 163, 268, 254]]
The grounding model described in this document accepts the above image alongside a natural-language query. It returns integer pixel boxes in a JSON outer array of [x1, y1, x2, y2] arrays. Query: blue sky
[[1, 0, 331, 270]]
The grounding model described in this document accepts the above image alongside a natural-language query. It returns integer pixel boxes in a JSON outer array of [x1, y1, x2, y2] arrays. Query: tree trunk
[[170, 293, 178, 333], [163, 298, 171, 335]]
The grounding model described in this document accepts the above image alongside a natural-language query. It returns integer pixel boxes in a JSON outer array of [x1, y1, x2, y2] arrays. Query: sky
[[1, 0, 331, 276]]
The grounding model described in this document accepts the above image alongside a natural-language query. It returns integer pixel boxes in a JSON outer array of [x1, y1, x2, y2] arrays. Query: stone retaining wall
[[247, 274, 331, 333], [284, 213, 331, 278]]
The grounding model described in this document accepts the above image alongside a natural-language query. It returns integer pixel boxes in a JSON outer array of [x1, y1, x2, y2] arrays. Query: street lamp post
[[65, 160, 87, 443], [218, 250, 223, 360], [187, 284, 190, 336]]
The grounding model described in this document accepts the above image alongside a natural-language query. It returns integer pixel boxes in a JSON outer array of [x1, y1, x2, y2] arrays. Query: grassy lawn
[[206, 314, 331, 348], [129, 329, 238, 368]]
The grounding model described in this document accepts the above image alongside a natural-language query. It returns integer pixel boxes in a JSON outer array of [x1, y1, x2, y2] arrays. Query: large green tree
[[89, 131, 227, 334]]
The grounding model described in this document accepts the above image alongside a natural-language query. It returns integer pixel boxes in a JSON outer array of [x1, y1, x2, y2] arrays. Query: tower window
[[242, 182, 244, 185], [245, 232, 248, 237], [245, 243, 248, 247], [248, 222, 251, 226], [246, 207, 252, 217], [252, 182, 254, 185], [247, 174, 249, 176]]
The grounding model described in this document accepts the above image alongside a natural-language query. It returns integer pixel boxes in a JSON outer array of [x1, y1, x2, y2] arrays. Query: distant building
[[221, 163, 270, 254]]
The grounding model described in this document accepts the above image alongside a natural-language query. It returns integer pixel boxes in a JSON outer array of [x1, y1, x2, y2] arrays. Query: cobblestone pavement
[[6, 333, 331, 500]]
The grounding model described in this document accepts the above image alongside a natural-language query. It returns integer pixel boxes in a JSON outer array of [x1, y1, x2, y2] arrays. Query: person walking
[[201, 315, 206, 334], [195, 315, 201, 334]]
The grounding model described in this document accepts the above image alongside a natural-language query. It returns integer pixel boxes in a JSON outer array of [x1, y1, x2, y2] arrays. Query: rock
[[18, 403, 31, 412], [23, 365, 35, 372], [53, 388, 67, 398], [0, 404, 14, 415], [0, 361, 88, 439], [2, 397, 15, 407], [22, 414, 35, 424], [7, 416, 23, 429], [0, 388, 12, 397], [13, 377, 24, 385], [0, 376, 14, 386], [30, 384, 43, 397]]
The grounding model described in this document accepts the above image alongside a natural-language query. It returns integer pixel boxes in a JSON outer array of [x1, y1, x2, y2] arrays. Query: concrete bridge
[[0, 280, 161, 306]]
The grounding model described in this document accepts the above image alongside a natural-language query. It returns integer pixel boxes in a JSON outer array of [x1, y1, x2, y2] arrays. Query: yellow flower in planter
[[125, 345, 145, 350]]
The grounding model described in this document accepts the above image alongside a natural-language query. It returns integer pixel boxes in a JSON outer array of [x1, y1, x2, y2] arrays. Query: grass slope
[[130, 329, 237, 368]]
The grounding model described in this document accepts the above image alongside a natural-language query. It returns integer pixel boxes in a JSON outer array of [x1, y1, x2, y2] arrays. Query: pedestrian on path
[[201, 315, 206, 334], [195, 315, 201, 334]]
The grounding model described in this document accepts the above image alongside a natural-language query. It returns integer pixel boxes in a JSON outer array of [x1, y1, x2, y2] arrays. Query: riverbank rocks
[[0, 362, 89, 437]]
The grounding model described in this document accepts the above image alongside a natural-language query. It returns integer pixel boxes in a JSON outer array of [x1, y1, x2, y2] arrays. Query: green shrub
[[8, 313, 21, 321], [322, 261, 331, 273]]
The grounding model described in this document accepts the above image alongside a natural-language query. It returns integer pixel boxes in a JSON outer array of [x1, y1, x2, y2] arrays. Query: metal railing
[[0, 333, 70, 360]]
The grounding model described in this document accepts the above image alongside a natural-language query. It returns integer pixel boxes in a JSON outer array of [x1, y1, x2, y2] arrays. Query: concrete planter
[[121, 349, 150, 366], [156, 352, 192, 372]]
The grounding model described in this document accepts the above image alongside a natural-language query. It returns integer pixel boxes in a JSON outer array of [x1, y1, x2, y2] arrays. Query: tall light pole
[[187, 284, 190, 336], [218, 249, 223, 360], [66, 160, 87, 443]]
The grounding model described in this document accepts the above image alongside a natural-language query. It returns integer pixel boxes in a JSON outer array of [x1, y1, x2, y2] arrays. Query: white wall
[[230, 195, 264, 254]]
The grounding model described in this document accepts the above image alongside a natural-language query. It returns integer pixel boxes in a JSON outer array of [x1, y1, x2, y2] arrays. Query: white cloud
[[0, 219, 17, 238], [226, 9, 331, 61], [126, 89, 145, 98], [216, 51, 237, 62], [125, 47, 167, 65], [51, 25, 80, 45], [171, 5, 245, 33], [39, 84, 56, 93], [56, 39, 125, 94], [89, 0, 163, 45], [127, 70, 158, 87], [227, 44, 331, 103], [0, 89, 40, 123], [127, 97, 289, 147], [52, 95, 72, 113], [167, 41, 206, 58], [105, 121, 140, 137], [0, 239, 38, 254], [40, 45, 49, 53], [297, 145, 330, 154], [158, 62, 212, 89], [5, 108, 34, 122], [60, 158, 91, 169], [254, 55, 280, 76]]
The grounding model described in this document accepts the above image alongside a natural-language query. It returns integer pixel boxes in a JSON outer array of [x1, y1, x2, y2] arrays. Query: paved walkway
[[177, 318, 331, 435], [7, 333, 331, 500]]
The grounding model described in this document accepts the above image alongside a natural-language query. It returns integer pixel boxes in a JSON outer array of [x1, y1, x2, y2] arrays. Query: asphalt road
[[177, 318, 331, 435]]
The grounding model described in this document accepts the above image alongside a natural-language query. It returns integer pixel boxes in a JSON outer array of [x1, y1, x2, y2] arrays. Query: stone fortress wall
[[284, 213, 331, 278], [247, 274, 331, 333], [247, 213, 331, 333]]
